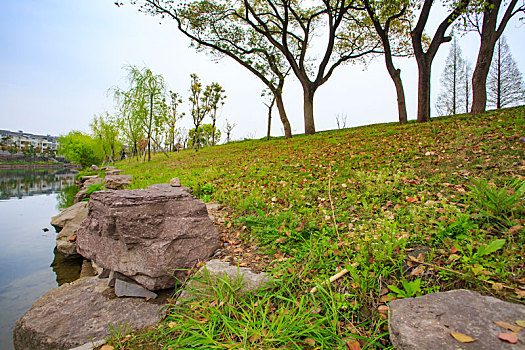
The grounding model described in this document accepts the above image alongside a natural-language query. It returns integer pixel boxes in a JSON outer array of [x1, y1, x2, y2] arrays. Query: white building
[[0, 129, 59, 152]]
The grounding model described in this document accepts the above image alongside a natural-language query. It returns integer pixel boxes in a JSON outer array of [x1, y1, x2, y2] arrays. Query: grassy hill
[[111, 107, 525, 349]]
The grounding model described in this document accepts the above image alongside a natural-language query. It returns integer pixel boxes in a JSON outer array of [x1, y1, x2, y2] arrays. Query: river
[[0, 169, 81, 350]]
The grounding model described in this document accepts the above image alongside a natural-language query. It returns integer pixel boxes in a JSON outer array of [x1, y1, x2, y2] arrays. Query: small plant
[[459, 238, 506, 264], [194, 182, 214, 201], [469, 178, 525, 225], [388, 279, 422, 298], [85, 183, 104, 196]]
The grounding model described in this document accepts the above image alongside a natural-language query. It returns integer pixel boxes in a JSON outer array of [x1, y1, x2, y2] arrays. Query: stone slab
[[389, 289, 525, 350], [114, 279, 158, 299], [13, 277, 164, 350]]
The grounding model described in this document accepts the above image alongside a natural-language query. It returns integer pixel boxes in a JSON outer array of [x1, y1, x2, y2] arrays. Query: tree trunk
[[416, 57, 432, 123], [303, 86, 316, 135], [471, 37, 496, 114], [148, 94, 153, 161], [275, 92, 292, 139], [266, 97, 274, 141], [389, 68, 408, 124]]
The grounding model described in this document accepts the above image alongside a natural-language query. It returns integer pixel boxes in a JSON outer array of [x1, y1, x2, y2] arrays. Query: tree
[[113, 65, 168, 161], [224, 119, 236, 143], [487, 36, 525, 109], [90, 112, 123, 165], [189, 74, 210, 148], [435, 37, 467, 116], [58, 131, 105, 168], [166, 91, 184, 152], [206, 82, 226, 146], [363, 0, 412, 124], [188, 124, 222, 148], [135, 0, 294, 138], [465, 0, 525, 114], [411, 0, 470, 122], [136, 0, 380, 135]]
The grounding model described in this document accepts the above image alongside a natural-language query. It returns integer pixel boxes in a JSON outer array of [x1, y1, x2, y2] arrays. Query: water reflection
[[50, 248, 83, 285], [0, 169, 76, 199]]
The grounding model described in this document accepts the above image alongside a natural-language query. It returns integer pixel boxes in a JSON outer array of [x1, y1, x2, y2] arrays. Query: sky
[[0, 0, 524, 141]]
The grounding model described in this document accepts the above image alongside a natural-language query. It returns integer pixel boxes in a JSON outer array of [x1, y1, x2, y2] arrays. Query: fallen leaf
[[492, 283, 504, 292], [406, 197, 418, 203], [451, 246, 458, 254], [100, 346, 114, 350], [515, 289, 525, 299], [498, 332, 518, 344], [68, 234, 77, 242], [275, 238, 286, 243], [345, 339, 361, 350], [377, 305, 389, 314], [450, 332, 476, 343], [305, 338, 315, 346], [508, 225, 523, 235], [411, 265, 425, 276], [494, 321, 522, 333], [516, 320, 525, 327]]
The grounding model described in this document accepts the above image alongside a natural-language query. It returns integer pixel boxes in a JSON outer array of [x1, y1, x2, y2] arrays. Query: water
[[0, 169, 80, 350]]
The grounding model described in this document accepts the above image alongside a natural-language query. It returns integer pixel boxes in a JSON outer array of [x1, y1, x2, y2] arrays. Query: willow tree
[[411, 0, 470, 122], [113, 65, 168, 161], [90, 112, 122, 165], [135, 0, 294, 138]]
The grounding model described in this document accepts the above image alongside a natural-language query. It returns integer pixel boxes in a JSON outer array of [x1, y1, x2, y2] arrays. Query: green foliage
[[388, 279, 422, 298], [58, 131, 104, 168], [188, 124, 222, 148], [85, 183, 104, 196]]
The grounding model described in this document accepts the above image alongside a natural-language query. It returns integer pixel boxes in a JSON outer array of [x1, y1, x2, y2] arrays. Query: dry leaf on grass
[[345, 339, 361, 350], [515, 289, 525, 299], [411, 265, 425, 276], [498, 332, 518, 344], [305, 338, 315, 346], [450, 332, 476, 343], [100, 345, 115, 350], [516, 320, 525, 327], [494, 321, 522, 333]]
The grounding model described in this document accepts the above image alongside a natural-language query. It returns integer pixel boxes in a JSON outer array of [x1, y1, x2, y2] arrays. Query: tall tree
[[435, 37, 467, 116], [206, 82, 226, 146], [411, 0, 470, 122], [363, 0, 412, 124], [90, 112, 122, 165], [135, 0, 380, 135], [134, 0, 294, 138], [166, 91, 184, 152], [466, 0, 525, 114], [224, 119, 236, 143], [487, 36, 525, 109], [189, 74, 211, 148]]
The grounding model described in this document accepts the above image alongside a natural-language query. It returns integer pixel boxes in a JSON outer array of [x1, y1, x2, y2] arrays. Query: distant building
[[0, 129, 59, 152]]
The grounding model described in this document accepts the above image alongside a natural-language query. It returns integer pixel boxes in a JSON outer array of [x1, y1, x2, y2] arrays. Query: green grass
[[107, 106, 525, 349]]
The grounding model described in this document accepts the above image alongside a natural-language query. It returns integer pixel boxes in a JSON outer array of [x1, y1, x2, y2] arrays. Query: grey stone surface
[[68, 339, 105, 350], [52, 202, 88, 256], [89, 165, 99, 171], [115, 279, 158, 299], [105, 169, 123, 176], [104, 174, 132, 190], [79, 260, 96, 278], [76, 185, 220, 290], [170, 177, 181, 187], [178, 259, 270, 303], [80, 175, 98, 184], [13, 277, 164, 350], [389, 289, 525, 350]]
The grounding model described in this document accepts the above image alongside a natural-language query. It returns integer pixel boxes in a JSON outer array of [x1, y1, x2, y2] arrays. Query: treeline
[[125, 0, 524, 135], [59, 67, 229, 168]]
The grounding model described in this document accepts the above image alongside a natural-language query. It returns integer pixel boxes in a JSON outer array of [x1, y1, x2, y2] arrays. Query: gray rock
[[52, 202, 88, 256], [68, 339, 105, 350], [13, 277, 164, 350], [80, 175, 98, 184], [98, 268, 111, 279], [178, 259, 270, 303], [104, 174, 132, 190], [389, 289, 525, 350], [89, 165, 99, 171], [79, 260, 96, 278], [115, 279, 158, 299], [170, 177, 181, 187], [51, 202, 88, 232], [76, 185, 220, 290], [105, 169, 123, 176]]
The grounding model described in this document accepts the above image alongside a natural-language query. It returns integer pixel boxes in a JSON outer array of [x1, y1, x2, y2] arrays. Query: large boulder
[[105, 174, 132, 190], [389, 289, 525, 349], [13, 277, 164, 350], [51, 202, 88, 256], [76, 184, 220, 290]]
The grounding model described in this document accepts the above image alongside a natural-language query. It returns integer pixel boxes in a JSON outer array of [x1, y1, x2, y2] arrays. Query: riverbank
[[105, 106, 524, 348], [0, 162, 74, 170]]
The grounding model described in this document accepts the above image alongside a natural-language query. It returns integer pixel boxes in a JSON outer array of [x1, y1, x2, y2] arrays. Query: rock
[[80, 175, 99, 184], [178, 259, 270, 303], [76, 184, 220, 290], [51, 202, 88, 232], [105, 169, 123, 176], [80, 260, 96, 278], [83, 176, 103, 187], [170, 177, 181, 187], [107, 270, 134, 288], [115, 279, 158, 299], [13, 277, 164, 350], [98, 268, 111, 279], [388, 289, 525, 350], [89, 165, 100, 171], [52, 202, 88, 256], [104, 174, 132, 190], [43, 227, 49, 232], [73, 188, 88, 204]]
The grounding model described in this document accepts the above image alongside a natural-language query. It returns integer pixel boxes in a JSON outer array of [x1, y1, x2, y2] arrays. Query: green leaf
[[477, 239, 506, 257]]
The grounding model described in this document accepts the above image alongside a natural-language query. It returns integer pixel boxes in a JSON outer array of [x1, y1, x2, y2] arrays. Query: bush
[[58, 131, 104, 168]]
